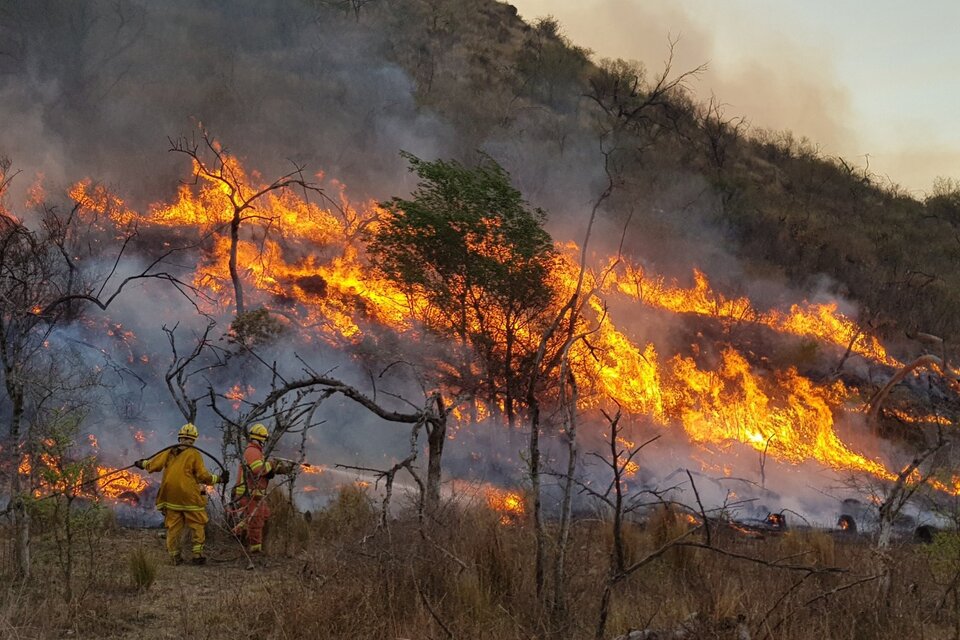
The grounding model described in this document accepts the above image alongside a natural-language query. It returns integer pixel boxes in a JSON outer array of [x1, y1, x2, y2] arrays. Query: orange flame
[[604, 259, 899, 366], [64, 154, 953, 495], [483, 486, 526, 524], [18, 453, 149, 503]]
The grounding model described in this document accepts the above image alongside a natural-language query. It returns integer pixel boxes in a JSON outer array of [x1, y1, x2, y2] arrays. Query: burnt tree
[[170, 128, 321, 318]]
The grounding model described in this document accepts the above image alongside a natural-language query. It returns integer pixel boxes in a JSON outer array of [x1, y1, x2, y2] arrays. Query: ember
[[837, 514, 857, 533], [483, 486, 526, 524], [765, 512, 787, 530]]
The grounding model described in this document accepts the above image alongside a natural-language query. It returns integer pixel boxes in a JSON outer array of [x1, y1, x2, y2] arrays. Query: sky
[[510, 0, 960, 196]]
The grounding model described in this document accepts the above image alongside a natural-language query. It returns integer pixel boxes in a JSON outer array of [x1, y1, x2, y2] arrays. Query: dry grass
[[128, 546, 157, 592], [0, 496, 958, 639]]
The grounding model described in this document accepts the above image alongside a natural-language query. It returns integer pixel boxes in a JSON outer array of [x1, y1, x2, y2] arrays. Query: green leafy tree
[[368, 152, 557, 426]]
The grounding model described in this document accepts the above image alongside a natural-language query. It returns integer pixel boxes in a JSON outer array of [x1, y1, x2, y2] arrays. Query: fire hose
[[270, 456, 314, 472]]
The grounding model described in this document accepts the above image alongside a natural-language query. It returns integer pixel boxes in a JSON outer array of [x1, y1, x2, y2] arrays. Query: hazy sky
[[511, 0, 960, 195]]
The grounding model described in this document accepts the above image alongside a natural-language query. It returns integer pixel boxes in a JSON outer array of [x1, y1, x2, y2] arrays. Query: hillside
[[3, 0, 958, 345], [2, 1, 960, 639]]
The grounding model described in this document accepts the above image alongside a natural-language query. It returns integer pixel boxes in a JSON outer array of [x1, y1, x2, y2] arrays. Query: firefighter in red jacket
[[230, 423, 291, 555], [135, 423, 227, 565]]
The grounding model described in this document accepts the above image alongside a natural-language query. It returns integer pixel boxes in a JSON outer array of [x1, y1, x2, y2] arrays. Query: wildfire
[[483, 486, 526, 524], [64, 152, 953, 497], [604, 259, 899, 366], [18, 452, 149, 504], [225, 384, 255, 410], [884, 408, 953, 426], [95, 466, 149, 502], [299, 464, 324, 475]]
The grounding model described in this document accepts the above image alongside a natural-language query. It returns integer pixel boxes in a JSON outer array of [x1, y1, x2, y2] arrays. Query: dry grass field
[[1, 487, 958, 640]]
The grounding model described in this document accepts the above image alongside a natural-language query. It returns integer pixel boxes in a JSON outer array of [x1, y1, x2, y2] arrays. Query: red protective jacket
[[233, 441, 273, 498]]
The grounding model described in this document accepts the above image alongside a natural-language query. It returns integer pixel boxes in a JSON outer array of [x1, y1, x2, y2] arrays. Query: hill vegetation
[[341, 0, 960, 348]]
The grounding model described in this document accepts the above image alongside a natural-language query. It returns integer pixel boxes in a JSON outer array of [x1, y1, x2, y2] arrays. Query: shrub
[[779, 529, 835, 566], [646, 504, 696, 569], [128, 546, 156, 592], [265, 490, 311, 555], [311, 484, 378, 539]]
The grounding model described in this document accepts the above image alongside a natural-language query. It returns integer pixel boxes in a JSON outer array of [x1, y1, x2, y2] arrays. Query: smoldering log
[[836, 514, 857, 533]]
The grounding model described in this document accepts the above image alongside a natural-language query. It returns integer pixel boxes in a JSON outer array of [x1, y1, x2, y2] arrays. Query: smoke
[[0, 0, 455, 205], [508, 0, 859, 162]]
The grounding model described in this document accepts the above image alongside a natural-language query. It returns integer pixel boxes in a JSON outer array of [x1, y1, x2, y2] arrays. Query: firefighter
[[230, 423, 292, 558], [134, 423, 227, 565]]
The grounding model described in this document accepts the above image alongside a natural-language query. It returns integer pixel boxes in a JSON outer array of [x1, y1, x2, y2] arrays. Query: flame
[[483, 486, 526, 524], [64, 153, 956, 496], [605, 261, 899, 366], [26, 173, 46, 208], [299, 465, 324, 475], [95, 466, 149, 501], [884, 408, 952, 425], [18, 452, 149, 503], [225, 384, 255, 410]]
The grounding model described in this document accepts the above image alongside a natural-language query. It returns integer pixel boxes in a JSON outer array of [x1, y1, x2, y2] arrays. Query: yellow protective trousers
[[164, 509, 208, 558]]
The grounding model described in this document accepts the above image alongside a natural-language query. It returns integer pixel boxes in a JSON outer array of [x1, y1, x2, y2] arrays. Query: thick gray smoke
[[0, 0, 455, 202]]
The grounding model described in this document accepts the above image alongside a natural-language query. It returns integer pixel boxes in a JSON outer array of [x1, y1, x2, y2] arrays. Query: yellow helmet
[[178, 422, 199, 441], [248, 423, 269, 442]]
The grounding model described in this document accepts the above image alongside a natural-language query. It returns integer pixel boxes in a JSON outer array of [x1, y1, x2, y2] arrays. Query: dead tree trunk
[[169, 129, 321, 319], [527, 388, 546, 599], [875, 434, 944, 616], [551, 365, 579, 633], [229, 212, 244, 315], [6, 379, 29, 577], [425, 396, 447, 511], [13, 474, 30, 579]]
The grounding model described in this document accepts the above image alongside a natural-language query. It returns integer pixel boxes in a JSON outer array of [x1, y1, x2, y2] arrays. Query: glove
[[273, 460, 294, 475], [134, 459, 147, 470], [219, 469, 230, 485]]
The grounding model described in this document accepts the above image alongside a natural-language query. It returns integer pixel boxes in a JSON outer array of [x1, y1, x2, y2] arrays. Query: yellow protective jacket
[[144, 446, 219, 512]]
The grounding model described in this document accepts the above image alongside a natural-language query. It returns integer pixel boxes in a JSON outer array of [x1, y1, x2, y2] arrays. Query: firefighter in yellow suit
[[134, 423, 228, 565]]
